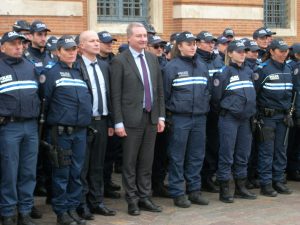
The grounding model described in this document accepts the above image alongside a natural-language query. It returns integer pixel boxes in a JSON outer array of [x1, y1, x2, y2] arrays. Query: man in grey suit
[[110, 22, 165, 216]]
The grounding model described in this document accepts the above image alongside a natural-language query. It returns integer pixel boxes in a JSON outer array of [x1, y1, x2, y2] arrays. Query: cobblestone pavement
[[32, 175, 300, 225]]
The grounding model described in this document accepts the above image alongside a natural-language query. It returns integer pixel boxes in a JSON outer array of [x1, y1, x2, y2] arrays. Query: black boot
[[234, 178, 257, 200], [202, 176, 219, 193], [30, 206, 42, 219], [2, 215, 17, 225], [18, 213, 36, 225], [219, 180, 234, 203], [260, 183, 277, 197], [57, 212, 77, 225]]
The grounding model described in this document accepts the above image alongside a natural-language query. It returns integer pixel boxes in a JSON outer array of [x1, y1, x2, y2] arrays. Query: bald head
[[79, 30, 100, 59]]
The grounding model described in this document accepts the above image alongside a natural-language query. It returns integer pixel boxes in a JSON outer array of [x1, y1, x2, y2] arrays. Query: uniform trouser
[[247, 138, 259, 179], [0, 120, 38, 216], [168, 114, 206, 197], [286, 127, 300, 173], [257, 115, 287, 185], [103, 135, 122, 184], [201, 111, 219, 179], [49, 128, 87, 215], [122, 112, 157, 203], [81, 119, 107, 208], [217, 114, 252, 181], [151, 130, 168, 187]]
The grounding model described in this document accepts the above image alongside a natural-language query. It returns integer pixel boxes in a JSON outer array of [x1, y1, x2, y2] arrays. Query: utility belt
[[44, 125, 84, 168], [258, 107, 288, 117], [52, 125, 85, 136], [0, 116, 35, 125]]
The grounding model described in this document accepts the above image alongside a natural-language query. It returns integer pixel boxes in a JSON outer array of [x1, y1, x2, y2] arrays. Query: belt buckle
[[94, 116, 101, 121]]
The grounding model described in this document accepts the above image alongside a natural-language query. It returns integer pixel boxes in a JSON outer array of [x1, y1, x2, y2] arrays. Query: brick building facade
[[0, 0, 299, 51]]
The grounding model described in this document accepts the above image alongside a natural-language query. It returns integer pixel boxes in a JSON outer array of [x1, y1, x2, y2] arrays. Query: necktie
[[90, 62, 103, 115], [139, 54, 151, 112]]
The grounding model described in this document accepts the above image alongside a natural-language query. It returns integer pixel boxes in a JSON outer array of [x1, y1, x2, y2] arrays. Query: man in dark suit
[[76, 30, 116, 219], [110, 22, 165, 216]]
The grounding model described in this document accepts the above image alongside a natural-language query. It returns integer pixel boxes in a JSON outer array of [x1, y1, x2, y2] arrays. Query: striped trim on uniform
[[263, 82, 293, 90], [55, 78, 88, 88], [208, 69, 223, 77], [225, 81, 254, 90], [172, 77, 207, 87], [0, 81, 38, 93]]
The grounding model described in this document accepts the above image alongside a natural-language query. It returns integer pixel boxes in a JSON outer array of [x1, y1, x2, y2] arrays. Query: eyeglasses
[[152, 44, 164, 49]]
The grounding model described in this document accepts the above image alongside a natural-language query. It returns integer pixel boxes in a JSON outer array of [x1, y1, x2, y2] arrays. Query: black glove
[[284, 115, 294, 128]]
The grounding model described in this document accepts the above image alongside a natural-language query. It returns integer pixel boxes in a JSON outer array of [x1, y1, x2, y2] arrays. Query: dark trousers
[[247, 138, 259, 179], [168, 114, 206, 197], [104, 134, 122, 184], [49, 128, 87, 215], [257, 115, 287, 185], [81, 118, 108, 208], [122, 112, 157, 203], [286, 127, 300, 173], [151, 130, 168, 187], [201, 111, 219, 179], [217, 114, 252, 181], [0, 120, 38, 216]]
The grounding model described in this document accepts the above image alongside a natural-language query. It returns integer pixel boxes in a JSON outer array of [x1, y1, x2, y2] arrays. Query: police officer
[[146, 34, 169, 197], [25, 20, 53, 69], [244, 39, 260, 70], [285, 43, 300, 181], [97, 31, 116, 63], [0, 31, 40, 225], [255, 39, 293, 197], [164, 31, 210, 208], [243, 39, 261, 189], [147, 35, 168, 70], [253, 28, 269, 62], [216, 36, 229, 62], [12, 20, 31, 50], [196, 31, 224, 193], [212, 40, 257, 203], [43, 36, 92, 225], [45, 36, 58, 61], [222, 28, 235, 42]]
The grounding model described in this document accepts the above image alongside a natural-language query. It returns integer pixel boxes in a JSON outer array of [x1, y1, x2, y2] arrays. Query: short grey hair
[[126, 22, 145, 37]]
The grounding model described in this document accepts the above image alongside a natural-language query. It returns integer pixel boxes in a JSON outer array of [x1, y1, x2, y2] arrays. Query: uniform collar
[[28, 44, 46, 59], [196, 48, 215, 62], [229, 61, 244, 69], [2, 54, 23, 65], [59, 60, 79, 70], [270, 58, 285, 70]]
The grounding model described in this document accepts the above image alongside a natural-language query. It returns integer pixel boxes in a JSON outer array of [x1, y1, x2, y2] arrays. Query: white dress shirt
[[82, 55, 108, 116]]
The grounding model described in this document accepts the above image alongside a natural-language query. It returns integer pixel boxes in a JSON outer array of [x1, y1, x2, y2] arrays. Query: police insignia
[[252, 73, 259, 80], [294, 68, 299, 75], [214, 79, 220, 87], [39, 74, 46, 83]]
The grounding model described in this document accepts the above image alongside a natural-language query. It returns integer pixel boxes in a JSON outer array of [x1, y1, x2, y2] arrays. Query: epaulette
[[220, 65, 227, 73], [257, 62, 268, 69], [45, 61, 57, 69]]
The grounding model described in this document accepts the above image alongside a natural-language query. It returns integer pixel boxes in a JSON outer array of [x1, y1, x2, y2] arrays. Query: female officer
[[212, 40, 257, 203], [43, 35, 92, 225], [256, 39, 293, 197], [163, 31, 210, 208]]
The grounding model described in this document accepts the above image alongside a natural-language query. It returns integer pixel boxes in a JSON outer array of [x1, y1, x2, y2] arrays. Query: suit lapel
[[125, 50, 143, 84]]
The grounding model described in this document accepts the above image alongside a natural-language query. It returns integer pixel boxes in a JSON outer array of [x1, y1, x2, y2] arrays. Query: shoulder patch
[[213, 79, 220, 87], [39, 74, 46, 84], [294, 68, 299, 76], [257, 62, 267, 69], [252, 73, 259, 80]]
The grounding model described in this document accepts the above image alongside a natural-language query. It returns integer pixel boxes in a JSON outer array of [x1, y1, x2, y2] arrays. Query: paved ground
[[32, 174, 300, 225]]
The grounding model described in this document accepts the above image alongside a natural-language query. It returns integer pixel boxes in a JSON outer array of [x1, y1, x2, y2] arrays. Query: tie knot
[[90, 62, 97, 67], [139, 53, 144, 58]]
